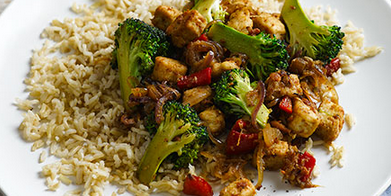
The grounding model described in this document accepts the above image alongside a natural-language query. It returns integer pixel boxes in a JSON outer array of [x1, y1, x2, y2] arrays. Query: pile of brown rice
[[16, 0, 381, 195]]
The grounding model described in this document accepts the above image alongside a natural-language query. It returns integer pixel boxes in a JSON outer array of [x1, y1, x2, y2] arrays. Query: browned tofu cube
[[211, 60, 240, 78], [220, 178, 256, 196], [315, 99, 345, 142], [227, 7, 253, 34], [221, 0, 253, 15], [264, 140, 290, 170], [166, 10, 207, 48], [151, 56, 187, 83], [151, 5, 181, 31], [252, 12, 286, 39], [199, 106, 225, 136], [287, 97, 320, 138]]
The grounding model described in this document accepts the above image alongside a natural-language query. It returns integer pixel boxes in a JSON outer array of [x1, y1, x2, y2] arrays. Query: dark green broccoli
[[281, 0, 345, 64], [207, 22, 289, 80], [212, 68, 271, 128], [192, 0, 227, 23], [137, 101, 208, 184], [144, 113, 158, 134], [111, 18, 170, 111]]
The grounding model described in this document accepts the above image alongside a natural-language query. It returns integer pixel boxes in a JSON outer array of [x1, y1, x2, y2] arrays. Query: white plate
[[0, 0, 390, 195]]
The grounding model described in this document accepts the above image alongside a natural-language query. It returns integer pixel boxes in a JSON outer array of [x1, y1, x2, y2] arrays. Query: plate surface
[[0, 0, 390, 195]]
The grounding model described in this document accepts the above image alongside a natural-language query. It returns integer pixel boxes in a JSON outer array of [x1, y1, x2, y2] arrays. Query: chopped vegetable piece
[[177, 67, 212, 89], [192, 0, 227, 23], [213, 69, 271, 128], [281, 0, 345, 64], [137, 101, 208, 184], [299, 151, 316, 182], [279, 96, 293, 114], [111, 18, 170, 111], [208, 22, 289, 80], [226, 119, 259, 155], [183, 174, 213, 196], [194, 33, 209, 42], [324, 58, 341, 76]]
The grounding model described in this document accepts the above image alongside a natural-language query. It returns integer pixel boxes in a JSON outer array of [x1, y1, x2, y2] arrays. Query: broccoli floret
[[212, 68, 271, 128], [145, 101, 203, 135], [145, 113, 157, 134], [137, 101, 208, 184], [281, 0, 345, 64], [192, 0, 227, 23], [169, 124, 208, 168], [112, 18, 170, 110], [208, 22, 289, 80]]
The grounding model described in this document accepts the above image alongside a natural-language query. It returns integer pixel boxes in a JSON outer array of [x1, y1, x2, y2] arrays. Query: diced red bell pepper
[[279, 96, 292, 114], [183, 174, 213, 196], [299, 151, 316, 182], [194, 33, 209, 42], [226, 119, 259, 155], [177, 67, 212, 89], [231, 118, 248, 132], [324, 58, 340, 77]]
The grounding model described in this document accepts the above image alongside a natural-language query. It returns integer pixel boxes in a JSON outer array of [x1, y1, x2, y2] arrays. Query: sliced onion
[[270, 120, 291, 134], [128, 96, 152, 108], [201, 51, 214, 68], [130, 87, 148, 97], [185, 40, 224, 73], [147, 84, 163, 101], [207, 128, 224, 148], [155, 94, 170, 124], [254, 145, 265, 189], [251, 81, 266, 129], [262, 124, 283, 147]]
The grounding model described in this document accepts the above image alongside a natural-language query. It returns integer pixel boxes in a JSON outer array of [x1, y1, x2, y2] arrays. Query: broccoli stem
[[208, 22, 262, 64], [137, 116, 195, 184], [117, 36, 141, 111], [247, 104, 270, 128], [281, 0, 332, 58], [233, 73, 270, 128]]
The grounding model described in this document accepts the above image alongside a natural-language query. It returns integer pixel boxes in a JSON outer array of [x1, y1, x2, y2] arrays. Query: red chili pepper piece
[[299, 151, 316, 182], [177, 67, 212, 89], [231, 118, 248, 131], [183, 174, 213, 196], [279, 96, 292, 114], [194, 33, 209, 42], [226, 119, 259, 155], [324, 58, 340, 77]]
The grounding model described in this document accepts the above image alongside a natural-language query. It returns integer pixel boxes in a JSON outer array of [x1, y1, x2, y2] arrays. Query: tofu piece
[[227, 7, 253, 34], [252, 12, 286, 39], [152, 5, 182, 31], [199, 106, 225, 136], [151, 56, 187, 83], [221, 0, 253, 15], [182, 86, 212, 107], [287, 97, 320, 138], [264, 140, 290, 170], [220, 178, 256, 196], [265, 70, 303, 103], [315, 99, 344, 142], [211, 60, 240, 78], [166, 10, 207, 48]]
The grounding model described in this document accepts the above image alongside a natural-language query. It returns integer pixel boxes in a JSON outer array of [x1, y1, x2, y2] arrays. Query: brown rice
[[16, 0, 380, 195]]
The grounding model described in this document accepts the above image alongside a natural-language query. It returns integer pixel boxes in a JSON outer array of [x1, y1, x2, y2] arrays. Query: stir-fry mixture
[[112, 0, 346, 193]]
